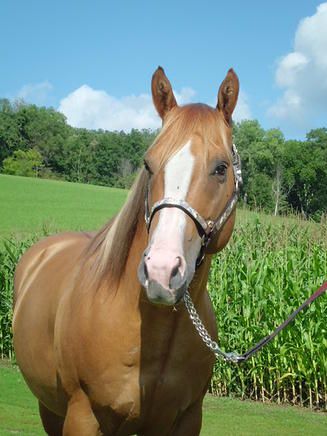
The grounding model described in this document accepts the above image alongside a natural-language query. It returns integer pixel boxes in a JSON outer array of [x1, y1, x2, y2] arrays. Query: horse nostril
[[144, 262, 149, 279], [137, 254, 150, 287], [171, 265, 179, 279], [170, 257, 182, 289], [171, 257, 181, 278]]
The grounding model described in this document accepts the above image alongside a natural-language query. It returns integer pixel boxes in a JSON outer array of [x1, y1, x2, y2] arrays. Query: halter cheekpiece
[[144, 143, 243, 267]]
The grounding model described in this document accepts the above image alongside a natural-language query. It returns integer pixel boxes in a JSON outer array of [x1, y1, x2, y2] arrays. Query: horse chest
[[63, 292, 214, 426], [85, 358, 210, 436], [82, 337, 211, 424]]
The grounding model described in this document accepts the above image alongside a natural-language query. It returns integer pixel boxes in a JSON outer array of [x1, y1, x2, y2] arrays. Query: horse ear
[[217, 68, 239, 125], [152, 67, 177, 120]]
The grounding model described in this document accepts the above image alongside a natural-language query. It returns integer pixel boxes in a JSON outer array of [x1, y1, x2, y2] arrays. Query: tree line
[[1, 99, 326, 219], [0, 99, 156, 189]]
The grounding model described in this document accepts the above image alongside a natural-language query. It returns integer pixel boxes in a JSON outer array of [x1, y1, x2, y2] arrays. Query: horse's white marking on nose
[[153, 139, 195, 246], [146, 140, 195, 287]]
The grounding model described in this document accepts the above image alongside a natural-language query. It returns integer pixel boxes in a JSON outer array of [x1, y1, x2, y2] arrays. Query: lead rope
[[183, 281, 327, 364]]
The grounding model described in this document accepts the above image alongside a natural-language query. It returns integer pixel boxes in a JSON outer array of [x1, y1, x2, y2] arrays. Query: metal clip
[[223, 352, 245, 364]]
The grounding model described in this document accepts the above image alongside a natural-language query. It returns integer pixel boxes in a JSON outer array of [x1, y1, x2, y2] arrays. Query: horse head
[[138, 67, 240, 305]]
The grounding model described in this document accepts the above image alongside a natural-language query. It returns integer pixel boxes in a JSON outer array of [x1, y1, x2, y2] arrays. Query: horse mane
[[85, 103, 230, 289], [85, 168, 148, 289]]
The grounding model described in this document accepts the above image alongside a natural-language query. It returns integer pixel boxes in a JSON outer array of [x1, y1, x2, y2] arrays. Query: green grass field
[[0, 174, 127, 236], [1, 363, 326, 435]]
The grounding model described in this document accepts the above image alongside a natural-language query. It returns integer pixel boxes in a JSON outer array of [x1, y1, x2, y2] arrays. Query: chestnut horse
[[13, 67, 239, 435]]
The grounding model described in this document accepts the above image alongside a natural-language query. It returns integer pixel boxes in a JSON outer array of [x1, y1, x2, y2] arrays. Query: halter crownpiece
[[144, 143, 243, 267]]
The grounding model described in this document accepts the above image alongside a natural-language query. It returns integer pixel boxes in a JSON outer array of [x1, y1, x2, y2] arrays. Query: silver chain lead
[[183, 290, 243, 363]]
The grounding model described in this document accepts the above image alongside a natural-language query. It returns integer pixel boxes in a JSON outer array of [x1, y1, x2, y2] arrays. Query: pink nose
[[145, 248, 186, 290]]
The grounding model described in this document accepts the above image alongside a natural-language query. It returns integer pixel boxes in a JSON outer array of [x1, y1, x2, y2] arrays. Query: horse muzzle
[[138, 248, 188, 306]]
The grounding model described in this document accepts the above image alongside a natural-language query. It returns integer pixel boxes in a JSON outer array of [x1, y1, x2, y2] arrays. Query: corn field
[[0, 237, 36, 359], [0, 218, 326, 408], [209, 218, 327, 409]]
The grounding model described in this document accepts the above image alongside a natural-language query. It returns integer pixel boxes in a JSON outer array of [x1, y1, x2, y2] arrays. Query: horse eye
[[143, 160, 153, 175], [213, 163, 227, 177]]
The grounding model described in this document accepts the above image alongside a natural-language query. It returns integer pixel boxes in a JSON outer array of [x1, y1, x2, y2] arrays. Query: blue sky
[[1, 0, 326, 138]]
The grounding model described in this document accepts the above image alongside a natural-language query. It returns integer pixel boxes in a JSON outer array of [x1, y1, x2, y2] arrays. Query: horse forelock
[[148, 104, 230, 168]]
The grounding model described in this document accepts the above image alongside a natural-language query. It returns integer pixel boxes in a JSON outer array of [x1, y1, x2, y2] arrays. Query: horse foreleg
[[63, 389, 102, 436], [39, 401, 64, 436], [171, 397, 203, 436]]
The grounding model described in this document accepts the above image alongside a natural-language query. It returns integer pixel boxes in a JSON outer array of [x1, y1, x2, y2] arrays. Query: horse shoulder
[[13, 232, 91, 415]]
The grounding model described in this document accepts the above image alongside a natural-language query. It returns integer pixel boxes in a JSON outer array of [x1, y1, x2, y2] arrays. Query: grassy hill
[[1, 174, 319, 238], [0, 174, 127, 236]]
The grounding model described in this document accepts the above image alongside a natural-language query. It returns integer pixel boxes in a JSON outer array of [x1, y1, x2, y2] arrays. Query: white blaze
[[146, 139, 203, 288], [150, 140, 194, 251], [165, 140, 195, 199]]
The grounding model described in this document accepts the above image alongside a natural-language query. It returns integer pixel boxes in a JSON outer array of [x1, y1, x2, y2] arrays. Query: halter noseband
[[144, 144, 243, 267]]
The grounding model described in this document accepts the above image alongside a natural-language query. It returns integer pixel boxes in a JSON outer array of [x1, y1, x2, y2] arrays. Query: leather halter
[[144, 144, 243, 267]]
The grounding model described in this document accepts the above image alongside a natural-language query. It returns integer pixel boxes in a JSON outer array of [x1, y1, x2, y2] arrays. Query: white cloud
[[275, 53, 309, 88], [175, 87, 196, 105], [58, 85, 196, 132], [17, 81, 53, 105], [59, 82, 252, 131], [233, 91, 252, 122], [268, 3, 327, 125]]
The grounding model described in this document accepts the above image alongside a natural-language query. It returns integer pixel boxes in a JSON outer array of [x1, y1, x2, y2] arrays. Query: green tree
[[0, 99, 25, 164], [283, 135, 327, 219], [263, 129, 287, 215], [233, 121, 285, 213], [2, 149, 44, 177]]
